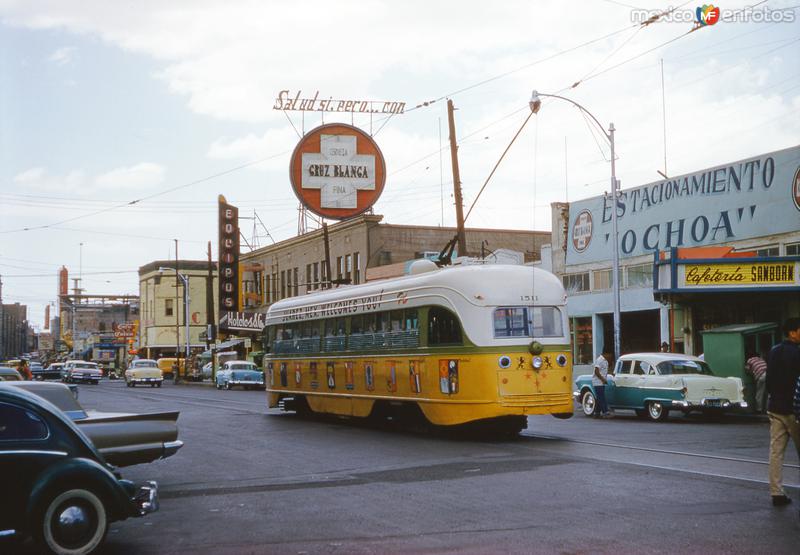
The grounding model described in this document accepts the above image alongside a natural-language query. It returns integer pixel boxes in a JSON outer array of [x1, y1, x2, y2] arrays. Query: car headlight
[[532, 356, 543, 369]]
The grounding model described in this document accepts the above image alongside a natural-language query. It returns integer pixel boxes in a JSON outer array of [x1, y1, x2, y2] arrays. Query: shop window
[[593, 269, 612, 291], [571, 317, 593, 365], [756, 245, 779, 257], [165, 299, 174, 317], [626, 263, 653, 288], [562, 273, 589, 294], [786, 243, 800, 256]]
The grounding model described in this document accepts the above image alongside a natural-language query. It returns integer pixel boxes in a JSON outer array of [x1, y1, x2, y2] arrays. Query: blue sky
[[1, 0, 798, 329]]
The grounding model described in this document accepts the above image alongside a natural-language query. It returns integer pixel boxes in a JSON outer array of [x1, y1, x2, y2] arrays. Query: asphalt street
[[30, 380, 800, 554]]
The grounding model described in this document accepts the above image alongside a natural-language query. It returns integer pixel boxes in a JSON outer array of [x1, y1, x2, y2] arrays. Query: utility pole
[[447, 99, 467, 257], [206, 241, 215, 350], [174, 239, 180, 382], [322, 223, 333, 289]]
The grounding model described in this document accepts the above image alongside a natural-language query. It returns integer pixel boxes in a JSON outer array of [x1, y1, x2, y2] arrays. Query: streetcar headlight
[[498, 356, 512, 369], [532, 356, 543, 369], [556, 354, 567, 367]]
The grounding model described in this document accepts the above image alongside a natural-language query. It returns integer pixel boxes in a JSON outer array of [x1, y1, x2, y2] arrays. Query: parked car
[[574, 353, 748, 421], [63, 360, 102, 384], [3, 381, 183, 467], [125, 359, 164, 388], [0, 384, 159, 554], [215, 360, 265, 390], [32, 362, 64, 381], [0, 366, 23, 381], [202, 362, 213, 380]]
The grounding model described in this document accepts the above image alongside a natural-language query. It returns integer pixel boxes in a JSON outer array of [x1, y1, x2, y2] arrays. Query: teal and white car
[[574, 353, 747, 421], [215, 361, 265, 390]]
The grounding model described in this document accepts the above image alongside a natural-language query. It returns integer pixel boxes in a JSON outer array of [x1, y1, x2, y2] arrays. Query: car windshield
[[656, 360, 714, 375], [230, 364, 256, 370]]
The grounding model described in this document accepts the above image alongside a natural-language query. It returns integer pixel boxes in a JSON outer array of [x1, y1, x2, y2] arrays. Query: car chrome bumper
[[135, 481, 159, 515], [163, 440, 183, 458], [671, 399, 748, 409], [132, 378, 162, 383], [230, 380, 265, 386]]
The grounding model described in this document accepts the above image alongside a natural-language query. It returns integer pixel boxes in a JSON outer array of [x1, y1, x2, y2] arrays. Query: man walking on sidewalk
[[766, 317, 800, 507]]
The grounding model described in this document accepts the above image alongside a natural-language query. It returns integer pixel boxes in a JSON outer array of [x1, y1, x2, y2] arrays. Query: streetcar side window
[[428, 307, 462, 346], [323, 318, 346, 351]]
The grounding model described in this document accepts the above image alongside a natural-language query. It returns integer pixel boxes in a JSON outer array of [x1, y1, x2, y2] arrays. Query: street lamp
[[159, 268, 191, 379], [530, 90, 621, 361]]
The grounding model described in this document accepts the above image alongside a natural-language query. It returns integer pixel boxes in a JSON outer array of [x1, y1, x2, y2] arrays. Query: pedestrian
[[593, 347, 614, 418], [660, 341, 670, 353], [766, 317, 800, 507], [744, 351, 768, 414]]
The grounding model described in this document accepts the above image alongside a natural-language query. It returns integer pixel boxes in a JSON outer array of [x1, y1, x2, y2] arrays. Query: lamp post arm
[[534, 92, 610, 142]]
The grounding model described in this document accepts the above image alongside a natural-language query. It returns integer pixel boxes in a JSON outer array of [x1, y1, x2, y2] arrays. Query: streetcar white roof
[[265, 264, 568, 346]]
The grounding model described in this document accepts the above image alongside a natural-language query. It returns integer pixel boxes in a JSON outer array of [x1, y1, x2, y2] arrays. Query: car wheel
[[36, 487, 108, 555], [581, 389, 597, 417], [125, 380, 132, 387], [646, 401, 669, 422]]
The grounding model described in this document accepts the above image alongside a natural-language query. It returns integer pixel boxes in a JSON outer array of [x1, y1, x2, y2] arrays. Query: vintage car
[[125, 359, 164, 387], [574, 353, 747, 421], [215, 360, 265, 390], [63, 360, 102, 384], [3, 381, 183, 467], [33, 362, 65, 381], [0, 385, 159, 554], [0, 366, 23, 381]]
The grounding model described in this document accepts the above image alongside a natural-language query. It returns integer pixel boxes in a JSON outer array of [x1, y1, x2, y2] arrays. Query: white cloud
[[11, 163, 165, 194], [94, 162, 165, 190], [48, 46, 76, 65], [207, 128, 298, 171]]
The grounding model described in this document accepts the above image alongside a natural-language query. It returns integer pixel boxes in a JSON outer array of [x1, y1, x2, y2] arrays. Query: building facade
[[239, 214, 549, 310], [138, 260, 218, 358], [552, 145, 800, 372]]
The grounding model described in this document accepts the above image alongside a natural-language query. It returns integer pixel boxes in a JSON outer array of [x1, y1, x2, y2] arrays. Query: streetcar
[[262, 260, 573, 434]]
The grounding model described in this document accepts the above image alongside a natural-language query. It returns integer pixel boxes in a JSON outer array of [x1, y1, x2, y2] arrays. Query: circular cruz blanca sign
[[572, 209, 593, 252], [289, 123, 386, 220], [793, 166, 800, 212]]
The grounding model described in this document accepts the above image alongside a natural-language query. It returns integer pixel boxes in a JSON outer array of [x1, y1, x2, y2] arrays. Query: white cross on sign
[[301, 135, 376, 209]]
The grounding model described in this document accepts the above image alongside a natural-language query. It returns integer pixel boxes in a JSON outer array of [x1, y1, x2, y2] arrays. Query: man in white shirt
[[593, 347, 614, 418]]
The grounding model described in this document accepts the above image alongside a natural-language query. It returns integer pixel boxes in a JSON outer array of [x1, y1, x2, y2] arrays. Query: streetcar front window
[[493, 307, 564, 338]]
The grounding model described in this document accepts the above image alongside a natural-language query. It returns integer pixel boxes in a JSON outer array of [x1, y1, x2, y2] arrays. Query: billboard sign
[[289, 123, 386, 220], [566, 145, 800, 265], [218, 195, 240, 313]]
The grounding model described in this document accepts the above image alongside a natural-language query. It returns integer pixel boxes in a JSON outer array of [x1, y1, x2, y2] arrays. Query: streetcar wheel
[[581, 390, 597, 417], [646, 401, 669, 421]]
